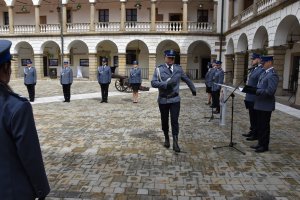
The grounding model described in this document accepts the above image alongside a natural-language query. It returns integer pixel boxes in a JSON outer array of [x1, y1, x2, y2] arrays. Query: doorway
[[289, 56, 300, 93], [201, 58, 210, 79], [40, 16, 47, 24], [169, 13, 182, 21]]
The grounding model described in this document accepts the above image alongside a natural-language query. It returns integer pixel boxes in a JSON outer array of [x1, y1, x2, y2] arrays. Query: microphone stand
[[213, 79, 246, 155]]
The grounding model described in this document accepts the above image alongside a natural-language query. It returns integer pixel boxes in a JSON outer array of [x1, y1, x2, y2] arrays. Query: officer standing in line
[[129, 60, 142, 103], [24, 59, 37, 102], [204, 61, 216, 105], [97, 57, 112, 103], [210, 61, 224, 114], [242, 53, 264, 141], [60, 61, 73, 102], [151, 50, 196, 153], [0, 40, 50, 199], [251, 56, 279, 153]]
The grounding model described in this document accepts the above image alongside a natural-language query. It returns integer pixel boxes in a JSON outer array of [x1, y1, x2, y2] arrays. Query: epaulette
[[157, 64, 164, 68]]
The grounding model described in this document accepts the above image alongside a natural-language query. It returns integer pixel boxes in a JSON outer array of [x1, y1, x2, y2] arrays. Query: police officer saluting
[[97, 57, 112, 103], [24, 59, 37, 102], [60, 61, 73, 102], [151, 50, 196, 153], [204, 61, 216, 105], [211, 61, 224, 114], [0, 40, 50, 199], [243, 53, 264, 141], [251, 56, 279, 153]]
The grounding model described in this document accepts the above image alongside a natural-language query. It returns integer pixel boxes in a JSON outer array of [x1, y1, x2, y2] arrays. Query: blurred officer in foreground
[[243, 53, 264, 141], [251, 56, 278, 153], [129, 60, 142, 103], [151, 50, 196, 153], [211, 61, 224, 114], [60, 61, 73, 102], [0, 40, 50, 199], [204, 61, 215, 105], [97, 57, 112, 103], [24, 59, 37, 102]]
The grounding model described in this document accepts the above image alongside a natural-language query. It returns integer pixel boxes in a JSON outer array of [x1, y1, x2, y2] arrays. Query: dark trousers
[[26, 84, 35, 101], [256, 110, 272, 149], [62, 84, 71, 101], [245, 101, 258, 136], [100, 83, 109, 101], [158, 102, 180, 137], [212, 90, 220, 111]]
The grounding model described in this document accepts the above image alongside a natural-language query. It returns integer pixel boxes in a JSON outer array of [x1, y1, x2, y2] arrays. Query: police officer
[[211, 61, 224, 114], [242, 53, 264, 141], [24, 59, 37, 102], [97, 57, 112, 103], [204, 61, 216, 105], [251, 56, 279, 153], [0, 40, 50, 199], [60, 61, 73, 102], [129, 60, 142, 103], [151, 50, 196, 152]]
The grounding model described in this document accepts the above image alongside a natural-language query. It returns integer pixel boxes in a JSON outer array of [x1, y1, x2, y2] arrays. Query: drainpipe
[[219, 0, 224, 61], [59, 0, 64, 67]]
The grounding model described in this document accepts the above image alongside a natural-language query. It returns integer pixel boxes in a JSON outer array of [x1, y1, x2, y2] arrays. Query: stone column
[[267, 46, 286, 96], [120, 0, 127, 31], [62, 4, 67, 33], [118, 53, 126, 75], [148, 53, 156, 80], [253, 0, 258, 16], [35, 5, 40, 33], [11, 54, 19, 79], [227, 0, 233, 30], [8, 6, 14, 34], [237, 0, 244, 24], [150, 0, 157, 32], [182, 0, 188, 32], [233, 52, 246, 86], [213, 1, 218, 32], [225, 54, 234, 84], [89, 53, 98, 80], [180, 54, 188, 73], [34, 54, 44, 79], [296, 62, 300, 105], [90, 3, 95, 32]]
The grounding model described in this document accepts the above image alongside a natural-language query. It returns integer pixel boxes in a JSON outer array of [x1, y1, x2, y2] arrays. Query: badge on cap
[[164, 50, 177, 57], [64, 61, 69, 64], [261, 56, 273, 63], [216, 60, 222, 65], [251, 53, 261, 60], [27, 59, 32, 64], [133, 60, 138, 65]]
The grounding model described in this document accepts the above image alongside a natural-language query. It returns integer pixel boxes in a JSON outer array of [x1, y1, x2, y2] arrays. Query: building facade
[[0, 0, 222, 81]]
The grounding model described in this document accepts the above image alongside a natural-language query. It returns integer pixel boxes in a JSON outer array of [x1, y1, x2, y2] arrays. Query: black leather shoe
[[205, 102, 211, 105], [255, 147, 268, 153], [246, 136, 258, 141], [173, 136, 181, 152], [213, 110, 220, 114], [210, 105, 216, 108], [100, 100, 104, 103], [250, 144, 260, 149], [242, 132, 253, 137]]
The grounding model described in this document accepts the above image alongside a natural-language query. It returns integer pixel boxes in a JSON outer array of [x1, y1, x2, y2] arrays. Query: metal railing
[[40, 24, 60, 33], [188, 22, 213, 32], [186, 69, 199, 80], [126, 67, 149, 79], [156, 21, 183, 32], [14, 25, 35, 33], [125, 22, 151, 32], [95, 22, 120, 32], [67, 23, 90, 32], [0, 25, 9, 34]]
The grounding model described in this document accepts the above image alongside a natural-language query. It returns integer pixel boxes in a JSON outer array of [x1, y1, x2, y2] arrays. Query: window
[[99, 9, 109, 22], [126, 9, 137, 22], [126, 50, 137, 65], [67, 9, 72, 23], [197, 10, 208, 22], [3, 12, 9, 25]]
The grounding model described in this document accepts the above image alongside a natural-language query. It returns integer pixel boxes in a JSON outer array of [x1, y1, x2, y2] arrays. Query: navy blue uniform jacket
[[0, 86, 50, 200]]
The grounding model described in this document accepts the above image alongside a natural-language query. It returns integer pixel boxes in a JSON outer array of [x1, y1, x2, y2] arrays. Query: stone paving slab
[[8, 80, 300, 200]]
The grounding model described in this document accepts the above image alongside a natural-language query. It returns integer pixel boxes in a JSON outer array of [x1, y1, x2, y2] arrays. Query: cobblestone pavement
[[10, 80, 300, 200]]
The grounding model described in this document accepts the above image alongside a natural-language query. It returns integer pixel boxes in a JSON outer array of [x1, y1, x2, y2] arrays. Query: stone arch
[[226, 38, 234, 55], [40, 41, 61, 77], [252, 26, 269, 50], [156, 40, 181, 66], [96, 40, 119, 74], [187, 40, 211, 79], [14, 41, 34, 77], [237, 33, 248, 53], [274, 15, 300, 46], [125, 40, 149, 79]]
